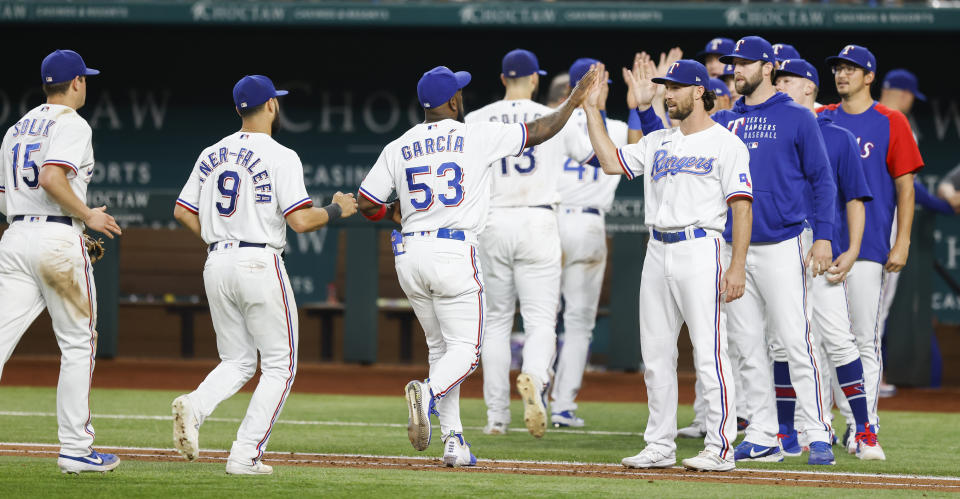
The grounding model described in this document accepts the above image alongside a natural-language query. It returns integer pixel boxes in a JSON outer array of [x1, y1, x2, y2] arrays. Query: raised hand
[[623, 53, 659, 110], [567, 65, 600, 107]]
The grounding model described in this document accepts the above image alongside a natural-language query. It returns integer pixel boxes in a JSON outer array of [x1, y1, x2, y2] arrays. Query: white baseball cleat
[[172, 394, 200, 461], [621, 446, 676, 469], [682, 449, 735, 472], [843, 424, 857, 455], [677, 423, 707, 439], [483, 421, 509, 435], [58, 450, 121, 474], [442, 431, 478, 467], [515, 373, 547, 438], [855, 424, 886, 461], [225, 459, 273, 475], [405, 380, 434, 451]]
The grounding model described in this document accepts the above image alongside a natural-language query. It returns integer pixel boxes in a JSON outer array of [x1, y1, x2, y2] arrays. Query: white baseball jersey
[[557, 109, 629, 211], [358, 118, 526, 234], [616, 123, 752, 232], [465, 100, 595, 207], [176, 131, 312, 249], [1, 104, 94, 219]]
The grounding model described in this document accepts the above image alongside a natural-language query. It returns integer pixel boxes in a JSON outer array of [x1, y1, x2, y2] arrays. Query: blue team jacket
[[638, 92, 836, 244]]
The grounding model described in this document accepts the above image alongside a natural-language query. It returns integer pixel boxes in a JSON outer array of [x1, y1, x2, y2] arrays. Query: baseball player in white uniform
[[465, 50, 601, 438], [357, 65, 597, 466], [584, 60, 751, 472], [549, 58, 629, 428], [0, 50, 123, 474], [169, 75, 358, 475]]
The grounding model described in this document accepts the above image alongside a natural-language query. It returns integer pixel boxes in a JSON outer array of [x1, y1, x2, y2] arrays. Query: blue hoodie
[[637, 92, 836, 243]]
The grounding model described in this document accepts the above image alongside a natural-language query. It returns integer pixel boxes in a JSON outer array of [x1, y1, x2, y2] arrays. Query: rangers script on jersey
[[617, 123, 753, 232]]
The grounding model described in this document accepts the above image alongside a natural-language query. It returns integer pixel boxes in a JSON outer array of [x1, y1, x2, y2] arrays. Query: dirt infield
[[3, 443, 958, 492], [5, 356, 960, 412]]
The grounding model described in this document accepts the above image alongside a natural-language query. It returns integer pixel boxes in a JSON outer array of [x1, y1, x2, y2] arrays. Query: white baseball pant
[[480, 207, 560, 424], [725, 235, 831, 447], [394, 235, 484, 436], [640, 236, 736, 459], [833, 260, 884, 427], [185, 247, 298, 466], [0, 220, 98, 458], [551, 207, 606, 414]]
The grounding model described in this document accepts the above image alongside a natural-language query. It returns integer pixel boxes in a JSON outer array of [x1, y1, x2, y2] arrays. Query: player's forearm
[[844, 199, 865, 256], [38, 166, 93, 221], [584, 107, 622, 175], [286, 206, 331, 233], [937, 182, 956, 200], [525, 99, 577, 147], [893, 174, 915, 249], [728, 199, 752, 269], [627, 128, 643, 145], [173, 205, 203, 240]]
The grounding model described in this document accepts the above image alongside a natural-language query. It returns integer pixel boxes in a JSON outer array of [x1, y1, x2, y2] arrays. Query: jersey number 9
[[405, 162, 464, 211], [216, 170, 241, 217]]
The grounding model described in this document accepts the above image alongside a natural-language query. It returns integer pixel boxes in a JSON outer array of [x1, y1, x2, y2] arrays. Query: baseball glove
[[83, 233, 106, 263]]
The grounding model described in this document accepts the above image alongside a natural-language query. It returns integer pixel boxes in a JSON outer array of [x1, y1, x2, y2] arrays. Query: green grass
[[0, 456, 948, 499], [1, 386, 958, 497]]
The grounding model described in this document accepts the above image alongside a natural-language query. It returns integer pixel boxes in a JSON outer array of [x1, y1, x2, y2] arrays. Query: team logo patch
[[739, 173, 751, 187], [747, 142, 759, 149]]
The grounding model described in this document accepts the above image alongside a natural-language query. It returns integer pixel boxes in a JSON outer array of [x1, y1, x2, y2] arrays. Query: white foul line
[[2, 441, 960, 484]]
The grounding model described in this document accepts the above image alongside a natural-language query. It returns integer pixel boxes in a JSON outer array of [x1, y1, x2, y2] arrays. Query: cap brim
[[914, 90, 927, 101], [454, 71, 472, 90], [651, 76, 696, 86], [275, 90, 289, 97], [537, 70, 547, 75], [776, 69, 817, 86], [719, 54, 762, 65], [825, 55, 872, 71], [84, 68, 100, 76]]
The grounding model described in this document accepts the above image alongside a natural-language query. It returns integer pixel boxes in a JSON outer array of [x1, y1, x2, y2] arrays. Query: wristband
[[362, 202, 387, 221], [323, 203, 343, 221], [628, 108, 642, 130]]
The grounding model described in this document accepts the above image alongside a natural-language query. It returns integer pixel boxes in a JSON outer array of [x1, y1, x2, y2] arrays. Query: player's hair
[[41, 76, 82, 97], [701, 89, 717, 112], [545, 73, 570, 106], [237, 102, 267, 118]]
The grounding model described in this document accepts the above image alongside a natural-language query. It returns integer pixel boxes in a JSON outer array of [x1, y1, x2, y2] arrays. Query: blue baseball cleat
[[58, 449, 121, 474], [551, 410, 585, 428], [808, 441, 836, 465], [734, 441, 784, 462], [778, 426, 802, 457]]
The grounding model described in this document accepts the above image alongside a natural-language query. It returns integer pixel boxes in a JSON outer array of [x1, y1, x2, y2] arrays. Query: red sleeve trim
[[875, 103, 924, 178]]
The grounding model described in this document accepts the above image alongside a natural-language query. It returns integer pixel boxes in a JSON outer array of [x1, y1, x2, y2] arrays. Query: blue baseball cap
[[502, 49, 546, 78], [708, 77, 730, 98], [777, 59, 820, 88], [569, 57, 611, 86], [652, 59, 709, 87], [772, 43, 801, 63], [719, 36, 776, 65], [41, 50, 99, 85], [697, 37, 735, 58], [233, 75, 288, 110], [417, 66, 471, 109], [722, 64, 735, 77], [826, 44, 877, 73], [883, 68, 925, 101]]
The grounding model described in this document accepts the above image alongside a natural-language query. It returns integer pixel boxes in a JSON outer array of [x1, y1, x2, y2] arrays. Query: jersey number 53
[[405, 162, 464, 211]]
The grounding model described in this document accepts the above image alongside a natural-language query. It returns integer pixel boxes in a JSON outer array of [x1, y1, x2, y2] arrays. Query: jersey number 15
[[405, 162, 464, 211], [10, 142, 41, 190]]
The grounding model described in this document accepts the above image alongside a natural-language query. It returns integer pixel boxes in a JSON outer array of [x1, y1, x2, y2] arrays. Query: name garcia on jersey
[[400, 128, 465, 161], [197, 142, 272, 204]]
